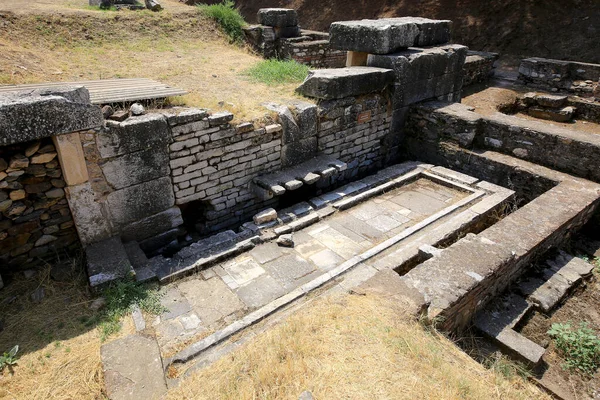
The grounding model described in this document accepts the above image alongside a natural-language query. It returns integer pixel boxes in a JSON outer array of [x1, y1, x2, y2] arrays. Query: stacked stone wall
[[317, 93, 392, 177], [463, 50, 498, 87], [518, 57, 600, 97], [165, 110, 283, 232], [0, 137, 78, 272], [280, 39, 346, 68]]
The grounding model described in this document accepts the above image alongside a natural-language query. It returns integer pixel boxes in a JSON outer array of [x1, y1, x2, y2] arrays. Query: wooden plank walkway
[[0, 78, 188, 104]]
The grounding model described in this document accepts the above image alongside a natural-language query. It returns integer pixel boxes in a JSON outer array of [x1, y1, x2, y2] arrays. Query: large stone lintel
[[0, 87, 103, 146], [329, 17, 452, 55], [296, 67, 394, 100]]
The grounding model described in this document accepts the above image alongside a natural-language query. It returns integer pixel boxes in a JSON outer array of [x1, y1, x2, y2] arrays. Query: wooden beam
[[346, 51, 369, 67]]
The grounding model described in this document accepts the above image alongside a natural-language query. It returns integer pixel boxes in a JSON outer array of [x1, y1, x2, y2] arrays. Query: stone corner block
[[257, 8, 298, 27], [296, 67, 394, 100]]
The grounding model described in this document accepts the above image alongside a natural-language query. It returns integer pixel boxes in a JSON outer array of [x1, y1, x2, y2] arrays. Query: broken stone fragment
[[253, 208, 278, 225], [31, 152, 57, 164], [145, 0, 162, 11], [9, 155, 29, 169], [102, 105, 114, 119], [25, 141, 41, 157], [109, 110, 129, 122], [130, 103, 145, 116], [31, 287, 45, 303], [277, 233, 294, 247]]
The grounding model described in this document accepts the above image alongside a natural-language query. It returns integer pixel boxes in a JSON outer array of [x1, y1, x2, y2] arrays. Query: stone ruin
[[244, 8, 347, 68], [2, 12, 600, 399], [89, 0, 162, 12]]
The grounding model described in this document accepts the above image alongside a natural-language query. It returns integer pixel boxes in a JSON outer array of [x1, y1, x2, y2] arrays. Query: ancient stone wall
[[317, 93, 392, 177], [462, 50, 498, 87], [279, 35, 346, 68], [80, 115, 182, 252], [404, 101, 600, 184], [165, 109, 282, 233], [518, 57, 600, 97], [0, 138, 79, 273]]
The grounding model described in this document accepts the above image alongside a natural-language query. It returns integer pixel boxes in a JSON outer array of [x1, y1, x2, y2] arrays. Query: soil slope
[[235, 0, 600, 64]]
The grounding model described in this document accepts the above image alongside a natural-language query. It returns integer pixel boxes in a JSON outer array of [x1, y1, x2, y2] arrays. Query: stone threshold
[[161, 164, 512, 374]]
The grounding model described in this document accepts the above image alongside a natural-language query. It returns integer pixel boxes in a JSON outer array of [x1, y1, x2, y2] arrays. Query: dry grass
[[0, 10, 305, 122], [168, 293, 549, 400], [0, 260, 135, 400]]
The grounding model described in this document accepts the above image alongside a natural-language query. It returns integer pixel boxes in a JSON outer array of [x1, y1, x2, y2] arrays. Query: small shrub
[[198, 0, 246, 43], [96, 278, 165, 341], [0, 345, 19, 372], [548, 322, 600, 375], [244, 59, 310, 86]]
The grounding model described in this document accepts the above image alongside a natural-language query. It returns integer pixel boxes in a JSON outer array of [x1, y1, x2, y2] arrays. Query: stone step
[[86, 236, 134, 290], [123, 241, 157, 283], [474, 293, 544, 366], [517, 250, 594, 312], [253, 155, 347, 196], [101, 334, 167, 400], [149, 236, 256, 284]]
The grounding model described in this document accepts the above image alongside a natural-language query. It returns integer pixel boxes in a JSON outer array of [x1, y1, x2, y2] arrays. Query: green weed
[[0, 345, 19, 372], [548, 322, 600, 375], [95, 278, 165, 341], [244, 59, 309, 86], [197, 0, 246, 43]]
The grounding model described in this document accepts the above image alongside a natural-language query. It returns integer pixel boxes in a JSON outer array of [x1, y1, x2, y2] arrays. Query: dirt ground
[[519, 273, 600, 400], [0, 8, 303, 121], [0, 0, 192, 14], [461, 83, 600, 136]]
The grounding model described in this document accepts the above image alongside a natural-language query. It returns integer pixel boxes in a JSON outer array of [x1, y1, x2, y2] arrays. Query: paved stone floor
[[153, 178, 469, 355]]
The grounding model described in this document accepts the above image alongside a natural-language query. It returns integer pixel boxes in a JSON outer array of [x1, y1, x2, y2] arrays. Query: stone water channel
[[101, 161, 514, 397]]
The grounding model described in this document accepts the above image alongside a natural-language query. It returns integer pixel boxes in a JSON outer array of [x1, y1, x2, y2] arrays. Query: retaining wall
[[518, 57, 600, 97]]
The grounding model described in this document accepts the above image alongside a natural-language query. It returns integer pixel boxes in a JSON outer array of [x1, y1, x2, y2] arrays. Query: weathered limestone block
[[120, 207, 183, 242], [368, 44, 467, 84], [296, 67, 394, 100], [86, 236, 133, 288], [329, 17, 451, 55], [253, 208, 278, 225], [101, 148, 170, 190], [276, 101, 318, 144], [52, 132, 89, 186], [0, 88, 103, 146], [106, 177, 175, 227], [281, 137, 317, 168], [257, 8, 298, 27], [97, 114, 170, 159], [65, 182, 112, 246]]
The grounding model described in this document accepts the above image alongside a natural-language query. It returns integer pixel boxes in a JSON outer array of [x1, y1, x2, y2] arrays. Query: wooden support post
[[346, 51, 369, 67], [53, 132, 89, 186]]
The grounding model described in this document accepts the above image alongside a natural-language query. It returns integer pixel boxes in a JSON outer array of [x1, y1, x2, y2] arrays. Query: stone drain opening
[[179, 200, 210, 239]]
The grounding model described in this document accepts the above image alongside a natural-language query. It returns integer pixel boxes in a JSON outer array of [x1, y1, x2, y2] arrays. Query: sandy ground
[[0, 0, 193, 14]]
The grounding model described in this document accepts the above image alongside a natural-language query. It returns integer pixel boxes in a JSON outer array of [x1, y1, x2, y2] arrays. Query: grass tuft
[[197, 0, 246, 43], [244, 59, 310, 86], [95, 278, 165, 341]]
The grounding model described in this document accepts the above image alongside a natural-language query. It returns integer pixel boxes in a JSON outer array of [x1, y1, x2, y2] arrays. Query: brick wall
[[317, 93, 392, 178], [165, 110, 283, 233], [280, 38, 346, 68]]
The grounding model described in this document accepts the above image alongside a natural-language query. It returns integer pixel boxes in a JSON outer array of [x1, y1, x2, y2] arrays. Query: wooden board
[[0, 78, 188, 104]]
